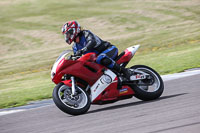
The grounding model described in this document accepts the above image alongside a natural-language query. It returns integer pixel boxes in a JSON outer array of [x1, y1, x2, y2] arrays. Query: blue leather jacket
[[72, 30, 111, 55]]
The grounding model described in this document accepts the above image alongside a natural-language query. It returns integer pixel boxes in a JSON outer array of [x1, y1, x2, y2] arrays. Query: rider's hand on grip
[[69, 55, 78, 60], [74, 50, 82, 56], [74, 47, 87, 56]]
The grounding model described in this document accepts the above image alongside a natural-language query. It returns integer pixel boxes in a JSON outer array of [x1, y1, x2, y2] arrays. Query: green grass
[[0, 0, 200, 108]]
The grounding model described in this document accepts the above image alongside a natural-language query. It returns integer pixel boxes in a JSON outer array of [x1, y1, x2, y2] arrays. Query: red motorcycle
[[51, 45, 164, 115]]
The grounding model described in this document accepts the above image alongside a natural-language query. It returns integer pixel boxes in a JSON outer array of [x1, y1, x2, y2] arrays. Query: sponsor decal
[[119, 88, 128, 94], [136, 74, 145, 79]]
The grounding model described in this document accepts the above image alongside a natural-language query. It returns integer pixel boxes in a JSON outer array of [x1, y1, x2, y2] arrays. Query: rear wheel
[[52, 82, 91, 115], [129, 65, 164, 101]]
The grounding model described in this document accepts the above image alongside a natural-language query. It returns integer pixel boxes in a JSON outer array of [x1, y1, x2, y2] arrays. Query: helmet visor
[[64, 29, 74, 44]]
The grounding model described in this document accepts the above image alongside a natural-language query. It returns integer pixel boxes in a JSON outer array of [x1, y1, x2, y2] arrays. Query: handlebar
[[68, 55, 81, 61]]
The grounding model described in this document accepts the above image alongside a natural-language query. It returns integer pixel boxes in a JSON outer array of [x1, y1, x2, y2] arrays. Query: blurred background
[[0, 0, 199, 108]]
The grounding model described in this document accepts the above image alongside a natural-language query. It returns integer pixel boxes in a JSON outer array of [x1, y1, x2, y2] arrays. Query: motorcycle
[[51, 45, 164, 115]]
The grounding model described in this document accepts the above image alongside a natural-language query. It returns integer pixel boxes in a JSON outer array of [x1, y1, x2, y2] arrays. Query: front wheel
[[52, 82, 91, 115], [129, 65, 164, 101]]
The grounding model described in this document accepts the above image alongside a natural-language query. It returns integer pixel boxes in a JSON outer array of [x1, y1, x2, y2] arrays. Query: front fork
[[70, 76, 76, 96], [70, 76, 90, 96]]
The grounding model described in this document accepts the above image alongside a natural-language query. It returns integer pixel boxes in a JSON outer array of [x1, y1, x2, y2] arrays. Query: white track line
[[1, 69, 200, 116], [161, 69, 200, 81], [0, 109, 25, 116]]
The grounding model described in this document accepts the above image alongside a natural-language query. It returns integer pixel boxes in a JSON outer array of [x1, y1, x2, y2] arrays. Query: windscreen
[[55, 50, 73, 62]]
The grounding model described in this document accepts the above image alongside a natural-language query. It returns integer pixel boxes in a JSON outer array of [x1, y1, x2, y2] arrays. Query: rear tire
[[129, 65, 164, 101], [52, 82, 91, 115]]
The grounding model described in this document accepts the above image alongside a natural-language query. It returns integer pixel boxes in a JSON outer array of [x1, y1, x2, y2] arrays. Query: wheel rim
[[58, 85, 88, 109], [134, 68, 161, 92]]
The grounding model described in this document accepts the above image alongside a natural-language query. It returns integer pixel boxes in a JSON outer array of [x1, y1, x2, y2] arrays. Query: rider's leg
[[100, 57, 132, 79], [96, 45, 118, 68], [96, 45, 132, 79], [112, 63, 132, 79]]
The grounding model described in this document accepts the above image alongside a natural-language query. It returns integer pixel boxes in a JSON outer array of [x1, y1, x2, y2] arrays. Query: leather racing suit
[[73, 30, 118, 69]]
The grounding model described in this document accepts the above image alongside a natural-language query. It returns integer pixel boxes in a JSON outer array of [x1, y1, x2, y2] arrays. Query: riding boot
[[113, 63, 132, 80]]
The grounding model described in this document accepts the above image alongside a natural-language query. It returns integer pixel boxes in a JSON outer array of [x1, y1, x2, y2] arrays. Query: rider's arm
[[75, 30, 102, 56], [72, 43, 78, 54], [83, 30, 96, 51]]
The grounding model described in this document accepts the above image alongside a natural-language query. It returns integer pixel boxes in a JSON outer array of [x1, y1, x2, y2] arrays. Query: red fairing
[[62, 80, 72, 87], [52, 53, 104, 85], [52, 59, 76, 84], [116, 49, 133, 64], [92, 84, 135, 104], [93, 78, 119, 103], [78, 52, 97, 62]]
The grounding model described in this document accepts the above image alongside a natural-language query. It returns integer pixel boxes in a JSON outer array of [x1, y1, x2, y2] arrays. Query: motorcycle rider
[[61, 20, 131, 79]]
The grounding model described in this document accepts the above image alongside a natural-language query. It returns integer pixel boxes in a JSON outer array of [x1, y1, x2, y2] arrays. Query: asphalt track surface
[[1, 73, 200, 133]]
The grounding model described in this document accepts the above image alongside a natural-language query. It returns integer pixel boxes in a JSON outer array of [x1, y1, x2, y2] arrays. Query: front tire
[[52, 82, 91, 115], [129, 65, 164, 101]]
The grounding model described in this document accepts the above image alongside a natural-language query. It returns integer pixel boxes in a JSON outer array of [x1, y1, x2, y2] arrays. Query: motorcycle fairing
[[52, 53, 104, 85], [90, 70, 135, 103], [90, 69, 118, 102], [51, 52, 68, 79]]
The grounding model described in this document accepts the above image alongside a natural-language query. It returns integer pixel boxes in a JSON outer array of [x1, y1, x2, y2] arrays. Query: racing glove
[[74, 47, 88, 56]]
